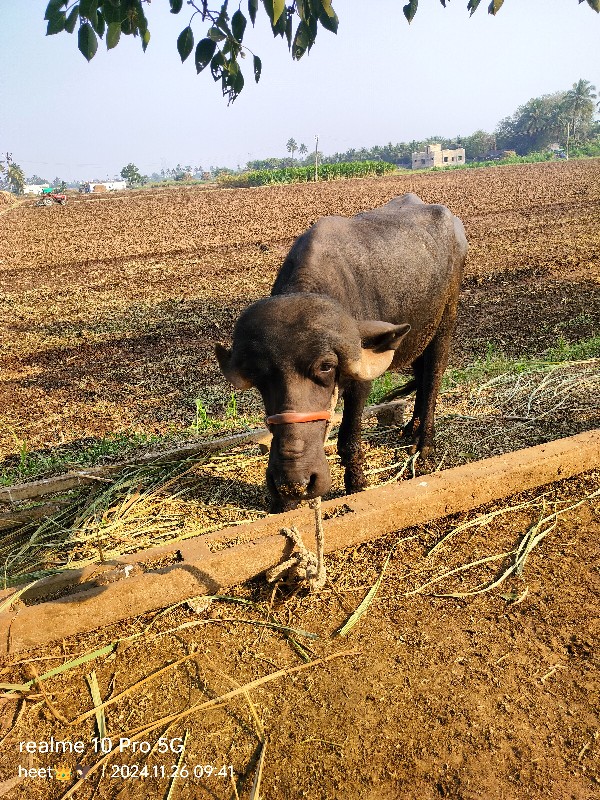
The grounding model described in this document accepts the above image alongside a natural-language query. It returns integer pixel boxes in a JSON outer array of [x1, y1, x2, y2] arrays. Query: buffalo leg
[[404, 300, 457, 456], [338, 379, 371, 494]]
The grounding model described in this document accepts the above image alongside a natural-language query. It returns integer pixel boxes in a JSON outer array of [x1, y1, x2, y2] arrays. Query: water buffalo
[[216, 193, 468, 513]]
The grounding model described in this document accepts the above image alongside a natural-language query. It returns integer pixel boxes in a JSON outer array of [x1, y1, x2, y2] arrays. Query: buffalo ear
[[215, 343, 253, 390], [345, 321, 411, 381]]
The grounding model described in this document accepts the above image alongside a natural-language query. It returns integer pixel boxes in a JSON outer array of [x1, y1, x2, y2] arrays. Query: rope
[[266, 497, 326, 591]]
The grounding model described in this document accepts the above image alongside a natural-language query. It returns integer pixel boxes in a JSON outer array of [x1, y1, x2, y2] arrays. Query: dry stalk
[[119, 649, 359, 740]]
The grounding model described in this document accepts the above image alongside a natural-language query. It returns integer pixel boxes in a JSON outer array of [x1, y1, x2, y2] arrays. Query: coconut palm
[[563, 79, 597, 141], [0, 153, 25, 194], [286, 137, 298, 162]]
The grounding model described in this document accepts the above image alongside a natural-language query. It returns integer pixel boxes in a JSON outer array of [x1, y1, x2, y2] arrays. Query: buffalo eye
[[316, 361, 336, 377]]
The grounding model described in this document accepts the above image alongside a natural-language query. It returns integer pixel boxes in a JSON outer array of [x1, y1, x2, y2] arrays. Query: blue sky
[[1, 2, 598, 181]]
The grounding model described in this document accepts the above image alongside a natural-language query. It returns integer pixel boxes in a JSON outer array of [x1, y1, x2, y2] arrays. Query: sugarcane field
[[0, 158, 599, 800]]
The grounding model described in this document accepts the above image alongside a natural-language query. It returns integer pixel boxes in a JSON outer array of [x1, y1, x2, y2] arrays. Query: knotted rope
[[266, 496, 326, 591]]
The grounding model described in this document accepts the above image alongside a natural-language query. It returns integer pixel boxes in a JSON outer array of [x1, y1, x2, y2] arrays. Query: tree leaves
[[47, 11, 66, 35], [207, 26, 226, 42], [78, 22, 98, 61], [195, 38, 217, 73], [44, 0, 67, 21], [467, 0, 482, 14], [272, 0, 286, 25], [41, 0, 598, 107], [106, 21, 121, 50], [248, 0, 258, 25], [177, 26, 194, 62], [253, 54, 262, 82], [318, 7, 338, 33], [231, 10, 247, 42], [65, 6, 80, 34], [403, 1, 418, 23]]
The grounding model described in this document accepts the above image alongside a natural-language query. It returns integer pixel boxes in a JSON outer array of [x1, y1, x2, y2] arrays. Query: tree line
[[4, 79, 598, 193]]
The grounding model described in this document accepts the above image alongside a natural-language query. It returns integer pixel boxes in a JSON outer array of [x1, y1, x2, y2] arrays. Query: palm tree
[[563, 79, 597, 141], [286, 137, 298, 162], [0, 153, 25, 194], [298, 143, 308, 161], [516, 98, 554, 151]]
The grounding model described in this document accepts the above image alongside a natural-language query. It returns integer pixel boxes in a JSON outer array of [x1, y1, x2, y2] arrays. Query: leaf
[[107, 20, 121, 49], [296, 0, 308, 22], [403, 0, 418, 23], [64, 5, 80, 33], [102, 2, 121, 24], [208, 26, 227, 42], [231, 68, 244, 95], [318, 8, 338, 33], [248, 0, 258, 25], [136, 4, 149, 35], [44, 0, 67, 21], [93, 9, 106, 37], [170, 0, 184, 12], [79, 0, 97, 23], [210, 50, 226, 79], [272, 0, 285, 24], [46, 11, 66, 35], [285, 13, 293, 47], [141, 28, 150, 51], [584, 0, 600, 11], [320, 0, 336, 17], [177, 26, 194, 62], [488, 0, 504, 13], [253, 53, 262, 82], [231, 9, 247, 42], [292, 19, 310, 59], [78, 21, 98, 60], [467, 0, 483, 13], [195, 38, 217, 73]]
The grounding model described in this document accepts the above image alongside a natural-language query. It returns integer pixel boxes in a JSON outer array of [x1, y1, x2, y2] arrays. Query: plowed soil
[[0, 160, 599, 800], [1, 159, 599, 458]]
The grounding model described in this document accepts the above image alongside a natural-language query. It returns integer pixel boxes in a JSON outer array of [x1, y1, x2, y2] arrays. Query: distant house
[[411, 143, 465, 170], [23, 184, 50, 195], [81, 180, 127, 193]]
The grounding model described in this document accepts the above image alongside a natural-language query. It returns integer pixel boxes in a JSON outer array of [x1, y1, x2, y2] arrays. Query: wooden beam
[[0, 428, 597, 654]]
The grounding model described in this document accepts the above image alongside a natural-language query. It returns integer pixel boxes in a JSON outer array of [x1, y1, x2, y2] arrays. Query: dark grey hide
[[216, 193, 468, 513]]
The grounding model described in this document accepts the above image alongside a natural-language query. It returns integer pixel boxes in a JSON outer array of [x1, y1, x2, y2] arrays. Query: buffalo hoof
[[344, 464, 368, 495], [408, 442, 432, 458]]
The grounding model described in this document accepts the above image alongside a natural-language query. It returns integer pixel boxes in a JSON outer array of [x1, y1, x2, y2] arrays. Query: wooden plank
[[0, 428, 597, 654]]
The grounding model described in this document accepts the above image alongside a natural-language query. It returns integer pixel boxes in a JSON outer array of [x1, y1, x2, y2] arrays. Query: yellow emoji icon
[[55, 766, 72, 781]]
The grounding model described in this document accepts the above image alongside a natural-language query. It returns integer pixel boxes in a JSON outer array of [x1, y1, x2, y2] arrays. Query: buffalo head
[[216, 294, 410, 512]]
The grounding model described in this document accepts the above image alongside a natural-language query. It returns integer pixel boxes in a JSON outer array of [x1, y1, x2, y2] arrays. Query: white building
[[23, 184, 51, 195], [82, 180, 127, 193], [411, 143, 465, 170]]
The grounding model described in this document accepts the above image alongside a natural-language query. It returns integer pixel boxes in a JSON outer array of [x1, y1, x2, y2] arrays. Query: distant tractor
[[35, 187, 67, 206]]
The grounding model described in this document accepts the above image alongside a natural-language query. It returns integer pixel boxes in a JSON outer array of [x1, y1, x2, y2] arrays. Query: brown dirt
[[0, 160, 599, 799], [0, 472, 598, 799], [1, 159, 599, 458], [0, 192, 18, 211]]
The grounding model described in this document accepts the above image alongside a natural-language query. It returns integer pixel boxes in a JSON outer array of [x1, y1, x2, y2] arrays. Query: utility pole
[[314, 135, 319, 182]]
